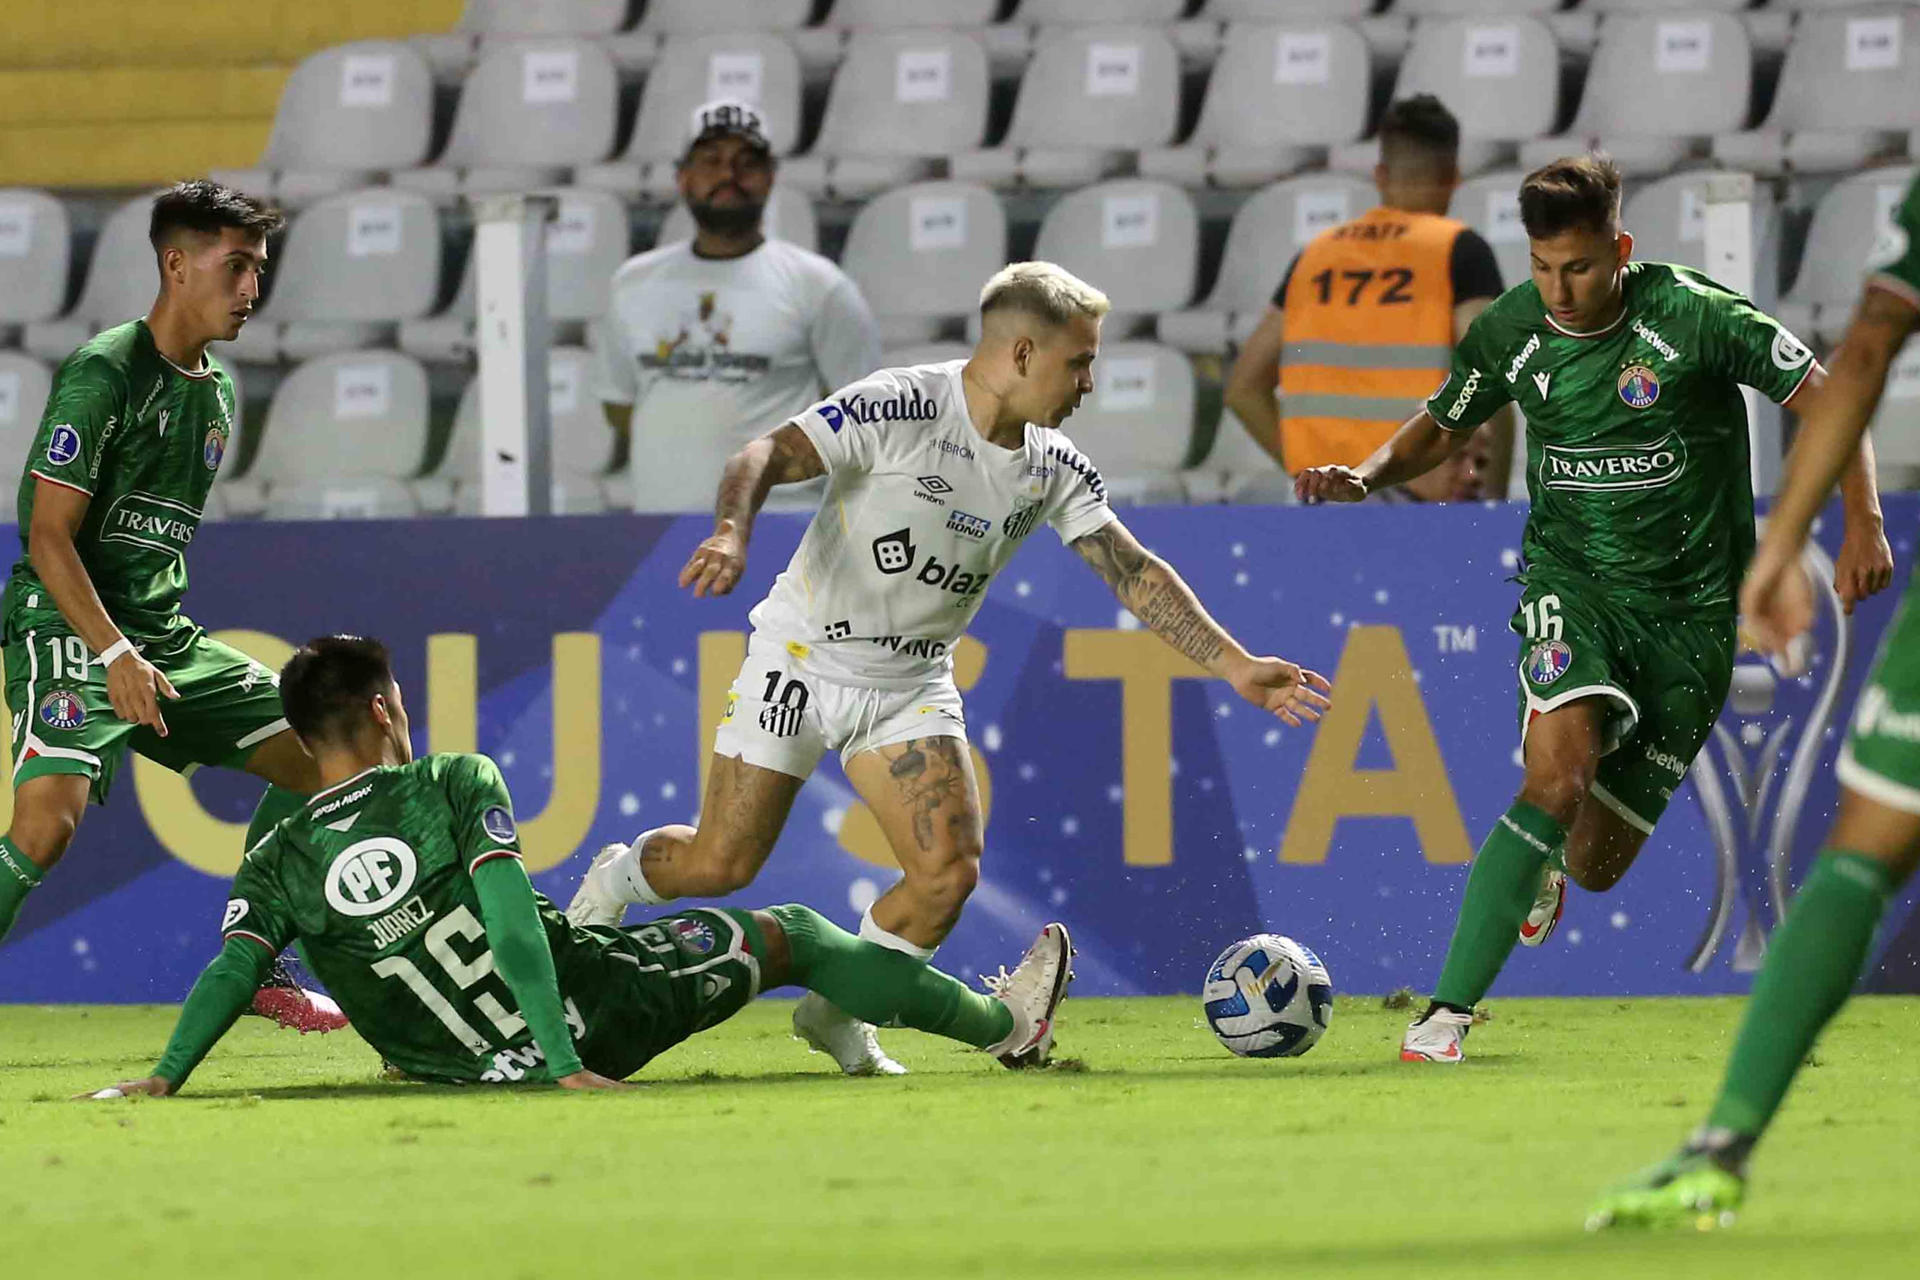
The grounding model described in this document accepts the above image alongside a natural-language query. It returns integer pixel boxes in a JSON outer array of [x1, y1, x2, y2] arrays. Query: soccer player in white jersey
[[570, 262, 1333, 1073]]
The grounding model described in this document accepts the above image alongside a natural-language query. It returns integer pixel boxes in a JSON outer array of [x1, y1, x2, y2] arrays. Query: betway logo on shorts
[[1643, 742, 1689, 778], [99, 491, 202, 556], [814, 386, 938, 433], [1853, 684, 1920, 742], [1538, 432, 1687, 493]]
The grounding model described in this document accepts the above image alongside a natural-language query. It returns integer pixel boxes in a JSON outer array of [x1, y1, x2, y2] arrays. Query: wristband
[[98, 638, 135, 666]]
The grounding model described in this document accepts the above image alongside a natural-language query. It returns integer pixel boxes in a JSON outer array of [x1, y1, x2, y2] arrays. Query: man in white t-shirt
[[594, 100, 881, 512], [570, 263, 1333, 1074]]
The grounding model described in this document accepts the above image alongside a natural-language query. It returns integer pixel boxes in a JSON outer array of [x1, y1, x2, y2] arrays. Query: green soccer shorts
[[570, 908, 766, 1079], [1838, 575, 1920, 812], [1510, 578, 1735, 834], [3, 613, 289, 804]]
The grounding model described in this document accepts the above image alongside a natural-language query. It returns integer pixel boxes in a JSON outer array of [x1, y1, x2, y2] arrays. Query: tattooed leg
[[844, 735, 986, 950], [636, 753, 805, 898]]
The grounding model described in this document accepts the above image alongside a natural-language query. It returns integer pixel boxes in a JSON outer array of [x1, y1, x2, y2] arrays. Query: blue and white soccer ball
[[1202, 933, 1334, 1058]]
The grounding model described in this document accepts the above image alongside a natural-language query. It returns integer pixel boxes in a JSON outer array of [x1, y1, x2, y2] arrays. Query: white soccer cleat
[[1519, 866, 1568, 948], [792, 991, 907, 1077], [565, 842, 631, 929], [1400, 1007, 1474, 1063], [982, 922, 1075, 1069]]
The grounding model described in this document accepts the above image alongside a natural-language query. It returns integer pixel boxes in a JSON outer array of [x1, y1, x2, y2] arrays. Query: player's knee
[[908, 853, 979, 920], [8, 798, 82, 867], [1567, 860, 1625, 893], [1518, 767, 1592, 827]]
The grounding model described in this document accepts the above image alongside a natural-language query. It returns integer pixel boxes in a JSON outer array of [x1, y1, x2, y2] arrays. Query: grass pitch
[[2, 995, 1915, 1279]]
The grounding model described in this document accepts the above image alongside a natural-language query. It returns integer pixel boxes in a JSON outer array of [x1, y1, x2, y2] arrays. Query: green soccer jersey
[[225, 753, 585, 1083], [1429, 262, 1815, 616], [1865, 170, 1920, 312], [7, 319, 238, 636]]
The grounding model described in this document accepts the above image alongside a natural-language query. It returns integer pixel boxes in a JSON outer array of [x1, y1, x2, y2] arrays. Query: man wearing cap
[[595, 101, 882, 512]]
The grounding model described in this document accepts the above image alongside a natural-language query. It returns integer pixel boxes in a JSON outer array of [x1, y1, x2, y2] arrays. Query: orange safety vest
[[1276, 206, 1468, 472]]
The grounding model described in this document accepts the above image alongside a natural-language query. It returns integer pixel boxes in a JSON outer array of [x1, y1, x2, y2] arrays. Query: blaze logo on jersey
[[670, 917, 717, 955], [45, 423, 81, 467], [481, 805, 517, 845], [873, 528, 916, 574], [324, 837, 420, 917], [203, 427, 226, 471], [825, 619, 852, 640], [1617, 364, 1660, 409], [37, 689, 85, 730], [1003, 501, 1041, 541], [1525, 640, 1573, 686]]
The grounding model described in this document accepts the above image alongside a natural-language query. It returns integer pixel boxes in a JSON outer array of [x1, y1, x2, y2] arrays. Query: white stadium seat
[[393, 39, 619, 199], [1017, 0, 1185, 22], [1033, 180, 1198, 336], [641, 0, 810, 35], [1582, 0, 1749, 12], [235, 351, 431, 520], [1161, 172, 1378, 355], [0, 190, 71, 335], [1205, 1, 1372, 18], [1623, 169, 1779, 292], [1779, 165, 1915, 350], [951, 25, 1179, 189], [0, 352, 54, 503], [825, 0, 998, 29], [1394, 0, 1560, 14], [1139, 21, 1369, 189], [881, 342, 971, 368], [840, 181, 1007, 348], [781, 30, 990, 200], [1184, 407, 1294, 506], [655, 183, 819, 254], [1064, 341, 1194, 507], [456, 0, 629, 36], [577, 33, 801, 201], [211, 41, 435, 208], [1520, 11, 1752, 176], [1714, 10, 1920, 176], [22, 194, 155, 364], [417, 347, 614, 516]]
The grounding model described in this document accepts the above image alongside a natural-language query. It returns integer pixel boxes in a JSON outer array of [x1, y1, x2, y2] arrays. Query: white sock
[[609, 828, 669, 907], [859, 906, 936, 963]]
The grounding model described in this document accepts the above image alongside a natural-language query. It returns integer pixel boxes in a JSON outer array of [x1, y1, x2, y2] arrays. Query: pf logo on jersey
[[1526, 640, 1573, 686], [324, 837, 420, 917], [873, 528, 915, 574]]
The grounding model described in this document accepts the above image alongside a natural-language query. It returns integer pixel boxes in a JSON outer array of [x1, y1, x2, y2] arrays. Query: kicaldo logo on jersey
[[325, 837, 420, 917]]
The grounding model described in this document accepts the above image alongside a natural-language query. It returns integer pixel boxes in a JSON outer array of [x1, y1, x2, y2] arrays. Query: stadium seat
[[1033, 180, 1198, 336], [640, 0, 810, 35], [825, 0, 998, 28], [222, 189, 441, 365], [1331, 17, 1558, 177], [1779, 165, 1915, 348], [576, 33, 801, 201], [21, 193, 154, 364], [656, 184, 819, 253], [1581, 0, 1749, 12], [235, 351, 431, 520], [781, 31, 990, 200], [1183, 406, 1293, 506], [1623, 169, 1778, 291], [1713, 10, 1920, 176], [455, 0, 629, 36], [1394, 1, 1560, 14], [1449, 169, 1530, 298], [399, 189, 629, 363], [839, 182, 1007, 348], [1161, 172, 1378, 355], [1205, 1, 1372, 18], [1519, 12, 1752, 176], [0, 352, 53, 500], [0, 190, 70, 337], [950, 25, 1179, 188], [417, 347, 613, 515], [1065, 341, 1193, 507], [1139, 21, 1369, 189], [209, 41, 434, 208], [881, 341, 971, 368], [393, 39, 618, 199], [1016, 0, 1185, 22]]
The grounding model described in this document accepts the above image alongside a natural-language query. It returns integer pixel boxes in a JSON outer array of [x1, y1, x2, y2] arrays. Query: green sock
[[768, 904, 1014, 1049], [0, 836, 47, 944], [1432, 800, 1565, 1009], [1705, 851, 1897, 1139]]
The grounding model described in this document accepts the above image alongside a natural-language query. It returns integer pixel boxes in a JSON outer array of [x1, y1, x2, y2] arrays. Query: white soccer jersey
[[748, 360, 1117, 688]]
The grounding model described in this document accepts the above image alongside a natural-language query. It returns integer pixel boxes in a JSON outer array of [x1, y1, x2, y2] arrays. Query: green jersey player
[[0, 181, 339, 1029], [1296, 155, 1895, 1064], [1589, 171, 1920, 1229], [81, 636, 1073, 1096]]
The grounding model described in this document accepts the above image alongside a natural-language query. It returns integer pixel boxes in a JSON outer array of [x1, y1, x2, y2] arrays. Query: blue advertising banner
[[2, 498, 1916, 1003]]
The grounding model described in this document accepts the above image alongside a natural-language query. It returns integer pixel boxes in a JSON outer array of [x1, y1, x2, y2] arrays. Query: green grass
[[2, 995, 1916, 1279]]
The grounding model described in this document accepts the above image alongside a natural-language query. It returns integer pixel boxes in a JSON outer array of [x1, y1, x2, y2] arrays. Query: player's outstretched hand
[[106, 651, 179, 738], [556, 1069, 632, 1091], [1834, 520, 1895, 615], [678, 523, 747, 598], [1229, 657, 1332, 727], [1294, 465, 1368, 505], [74, 1076, 172, 1100], [1739, 541, 1817, 657]]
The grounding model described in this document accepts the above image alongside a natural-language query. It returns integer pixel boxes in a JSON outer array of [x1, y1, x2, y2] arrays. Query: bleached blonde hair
[[978, 261, 1111, 327]]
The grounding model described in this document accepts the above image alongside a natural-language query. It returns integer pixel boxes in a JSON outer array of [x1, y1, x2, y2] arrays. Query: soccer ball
[[1202, 934, 1333, 1058]]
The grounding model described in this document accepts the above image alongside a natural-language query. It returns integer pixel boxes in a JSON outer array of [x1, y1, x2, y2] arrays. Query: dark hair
[[1378, 94, 1460, 173], [148, 179, 284, 250], [1519, 155, 1623, 240], [281, 636, 394, 746]]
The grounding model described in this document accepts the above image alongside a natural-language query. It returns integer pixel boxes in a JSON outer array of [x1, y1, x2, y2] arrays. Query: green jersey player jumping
[[0, 181, 340, 1029], [1589, 170, 1920, 1229], [1296, 155, 1895, 1064], [81, 636, 1073, 1096]]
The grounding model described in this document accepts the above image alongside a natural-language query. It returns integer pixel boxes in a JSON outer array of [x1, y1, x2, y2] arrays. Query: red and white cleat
[[249, 961, 349, 1034], [1399, 1007, 1473, 1063], [983, 922, 1074, 1069], [1518, 867, 1568, 948]]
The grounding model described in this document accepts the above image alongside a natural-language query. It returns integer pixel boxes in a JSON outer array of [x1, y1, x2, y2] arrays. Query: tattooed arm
[[1071, 519, 1332, 725], [679, 423, 826, 598]]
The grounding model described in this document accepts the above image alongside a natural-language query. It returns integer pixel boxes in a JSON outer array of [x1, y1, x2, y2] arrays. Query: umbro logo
[[917, 475, 952, 494]]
